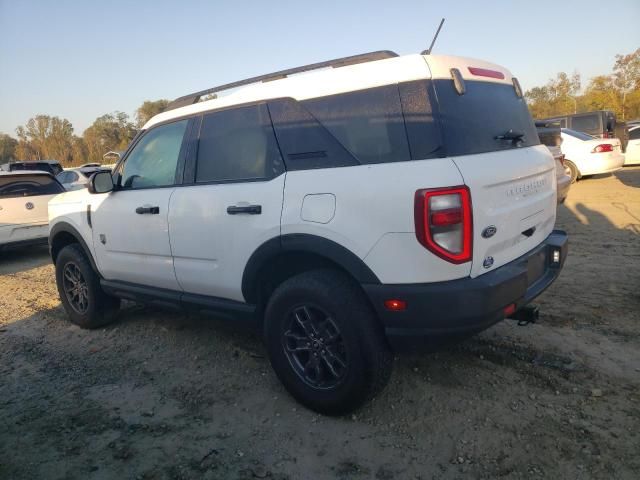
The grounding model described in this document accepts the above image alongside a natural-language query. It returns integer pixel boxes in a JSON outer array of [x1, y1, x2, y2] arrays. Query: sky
[[1, 0, 639, 136]]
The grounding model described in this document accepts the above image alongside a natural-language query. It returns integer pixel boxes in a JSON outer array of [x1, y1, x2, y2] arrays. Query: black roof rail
[[165, 50, 399, 111]]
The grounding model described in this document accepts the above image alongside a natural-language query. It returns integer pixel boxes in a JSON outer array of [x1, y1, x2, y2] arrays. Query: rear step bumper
[[362, 229, 568, 351]]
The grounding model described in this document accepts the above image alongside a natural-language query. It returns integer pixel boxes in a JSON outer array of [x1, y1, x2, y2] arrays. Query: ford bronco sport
[[49, 51, 568, 414]]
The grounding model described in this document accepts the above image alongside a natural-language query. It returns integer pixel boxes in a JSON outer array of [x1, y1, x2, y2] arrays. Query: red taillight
[[467, 67, 505, 80], [592, 144, 613, 153], [384, 299, 407, 311], [414, 186, 473, 264]]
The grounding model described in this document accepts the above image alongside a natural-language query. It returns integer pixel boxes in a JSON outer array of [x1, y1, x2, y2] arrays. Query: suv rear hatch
[[425, 56, 556, 278]]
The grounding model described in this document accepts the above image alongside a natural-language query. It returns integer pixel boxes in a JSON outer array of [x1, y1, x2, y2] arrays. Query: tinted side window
[[196, 104, 283, 182], [571, 114, 600, 135], [434, 80, 539, 156], [121, 119, 188, 189], [0, 175, 64, 198], [629, 128, 640, 140], [302, 85, 410, 165], [268, 98, 358, 170]]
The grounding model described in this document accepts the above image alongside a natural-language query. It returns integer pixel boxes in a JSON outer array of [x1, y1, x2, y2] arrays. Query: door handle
[[226, 204, 262, 215], [136, 206, 160, 214]]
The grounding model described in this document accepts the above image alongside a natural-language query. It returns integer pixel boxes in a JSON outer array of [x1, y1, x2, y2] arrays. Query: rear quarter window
[[434, 80, 540, 156]]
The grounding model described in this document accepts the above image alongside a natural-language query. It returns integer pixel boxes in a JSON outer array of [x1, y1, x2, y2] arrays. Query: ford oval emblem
[[25, 202, 34, 210], [483, 256, 494, 269], [482, 225, 497, 238]]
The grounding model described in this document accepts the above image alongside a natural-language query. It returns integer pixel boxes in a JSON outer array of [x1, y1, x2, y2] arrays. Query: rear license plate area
[[526, 249, 546, 285]]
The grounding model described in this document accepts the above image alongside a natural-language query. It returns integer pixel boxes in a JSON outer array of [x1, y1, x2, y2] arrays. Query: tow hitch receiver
[[510, 305, 540, 326]]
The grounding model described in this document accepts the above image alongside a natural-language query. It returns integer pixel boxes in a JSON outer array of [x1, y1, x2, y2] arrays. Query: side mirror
[[88, 171, 114, 194]]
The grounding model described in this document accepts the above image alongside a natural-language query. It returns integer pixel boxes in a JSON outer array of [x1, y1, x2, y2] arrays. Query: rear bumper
[[363, 230, 568, 351], [579, 153, 625, 176], [0, 223, 48, 248]]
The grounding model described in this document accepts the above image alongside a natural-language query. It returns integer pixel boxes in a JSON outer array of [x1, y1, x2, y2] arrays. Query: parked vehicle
[[539, 110, 618, 140], [56, 166, 111, 191], [561, 128, 625, 183], [535, 120, 571, 203], [48, 50, 568, 413], [0, 171, 65, 250], [0, 160, 63, 176], [623, 125, 640, 166]]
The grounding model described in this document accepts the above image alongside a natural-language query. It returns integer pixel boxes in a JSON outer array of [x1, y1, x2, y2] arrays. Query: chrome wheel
[[62, 262, 89, 314], [282, 304, 349, 390]]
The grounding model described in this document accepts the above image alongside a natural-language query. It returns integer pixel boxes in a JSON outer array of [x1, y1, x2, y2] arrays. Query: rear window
[[0, 175, 64, 198], [434, 79, 539, 156], [562, 129, 594, 141], [9, 162, 61, 175], [629, 128, 640, 140], [571, 114, 601, 135]]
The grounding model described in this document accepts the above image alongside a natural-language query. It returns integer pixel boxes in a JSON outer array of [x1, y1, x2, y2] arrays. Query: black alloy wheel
[[62, 261, 89, 314], [282, 304, 349, 390]]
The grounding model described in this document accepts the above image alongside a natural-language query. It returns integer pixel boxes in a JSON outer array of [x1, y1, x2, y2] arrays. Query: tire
[[55, 243, 120, 329], [264, 269, 392, 415], [566, 160, 580, 184]]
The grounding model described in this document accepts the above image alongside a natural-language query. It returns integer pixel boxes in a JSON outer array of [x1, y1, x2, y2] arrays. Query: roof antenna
[[422, 18, 445, 55]]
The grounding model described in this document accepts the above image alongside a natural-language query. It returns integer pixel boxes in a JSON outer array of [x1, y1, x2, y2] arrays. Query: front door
[[91, 119, 189, 290]]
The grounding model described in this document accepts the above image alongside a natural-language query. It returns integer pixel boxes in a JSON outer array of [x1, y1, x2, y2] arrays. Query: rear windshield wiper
[[495, 129, 525, 144]]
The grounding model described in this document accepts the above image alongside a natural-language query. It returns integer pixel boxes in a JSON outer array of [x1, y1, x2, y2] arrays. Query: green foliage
[[0, 133, 18, 162], [83, 112, 137, 164], [14, 115, 76, 165], [135, 99, 169, 128], [526, 48, 640, 121]]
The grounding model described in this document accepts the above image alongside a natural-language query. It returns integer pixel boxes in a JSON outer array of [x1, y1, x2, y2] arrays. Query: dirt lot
[[1, 168, 639, 480]]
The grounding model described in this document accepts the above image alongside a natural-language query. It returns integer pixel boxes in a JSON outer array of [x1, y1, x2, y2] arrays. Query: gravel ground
[[1, 167, 639, 480]]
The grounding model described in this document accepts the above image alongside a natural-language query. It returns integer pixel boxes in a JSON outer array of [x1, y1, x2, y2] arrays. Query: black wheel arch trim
[[241, 233, 381, 303], [49, 222, 100, 274]]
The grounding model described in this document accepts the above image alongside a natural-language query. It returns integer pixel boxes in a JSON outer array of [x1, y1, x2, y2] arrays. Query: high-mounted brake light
[[468, 67, 505, 80], [414, 186, 473, 264], [592, 144, 614, 153]]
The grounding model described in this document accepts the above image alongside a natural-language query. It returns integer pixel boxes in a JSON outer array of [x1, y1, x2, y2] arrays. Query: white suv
[[48, 51, 568, 413]]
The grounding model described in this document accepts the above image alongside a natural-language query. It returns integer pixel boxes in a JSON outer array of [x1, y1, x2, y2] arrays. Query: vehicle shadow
[[0, 244, 51, 275], [614, 166, 640, 188]]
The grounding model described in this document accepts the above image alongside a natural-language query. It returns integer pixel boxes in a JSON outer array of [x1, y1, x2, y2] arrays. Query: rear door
[[427, 62, 556, 278], [169, 103, 285, 303]]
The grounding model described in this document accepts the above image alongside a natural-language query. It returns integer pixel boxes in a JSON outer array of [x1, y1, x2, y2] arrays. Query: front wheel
[[264, 269, 392, 414], [55, 244, 120, 329]]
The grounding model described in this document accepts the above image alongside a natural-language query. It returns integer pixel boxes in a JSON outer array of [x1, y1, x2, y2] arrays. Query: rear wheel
[[55, 244, 120, 329], [566, 160, 580, 184], [264, 269, 392, 414]]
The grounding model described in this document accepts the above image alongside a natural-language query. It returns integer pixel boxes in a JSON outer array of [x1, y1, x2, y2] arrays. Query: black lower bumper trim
[[363, 230, 568, 351]]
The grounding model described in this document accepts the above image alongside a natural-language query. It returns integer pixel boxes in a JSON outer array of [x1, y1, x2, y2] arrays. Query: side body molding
[[241, 233, 381, 303]]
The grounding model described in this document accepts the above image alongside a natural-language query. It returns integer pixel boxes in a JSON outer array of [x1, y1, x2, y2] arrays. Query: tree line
[[525, 48, 639, 120], [0, 99, 169, 165], [1, 48, 638, 165]]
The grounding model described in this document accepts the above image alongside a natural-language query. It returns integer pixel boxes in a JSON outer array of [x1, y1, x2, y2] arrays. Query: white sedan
[[623, 125, 640, 166], [561, 128, 625, 183], [0, 171, 65, 250]]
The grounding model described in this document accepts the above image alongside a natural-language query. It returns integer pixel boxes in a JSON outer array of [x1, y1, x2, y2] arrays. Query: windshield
[[562, 128, 595, 141], [434, 80, 540, 156]]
